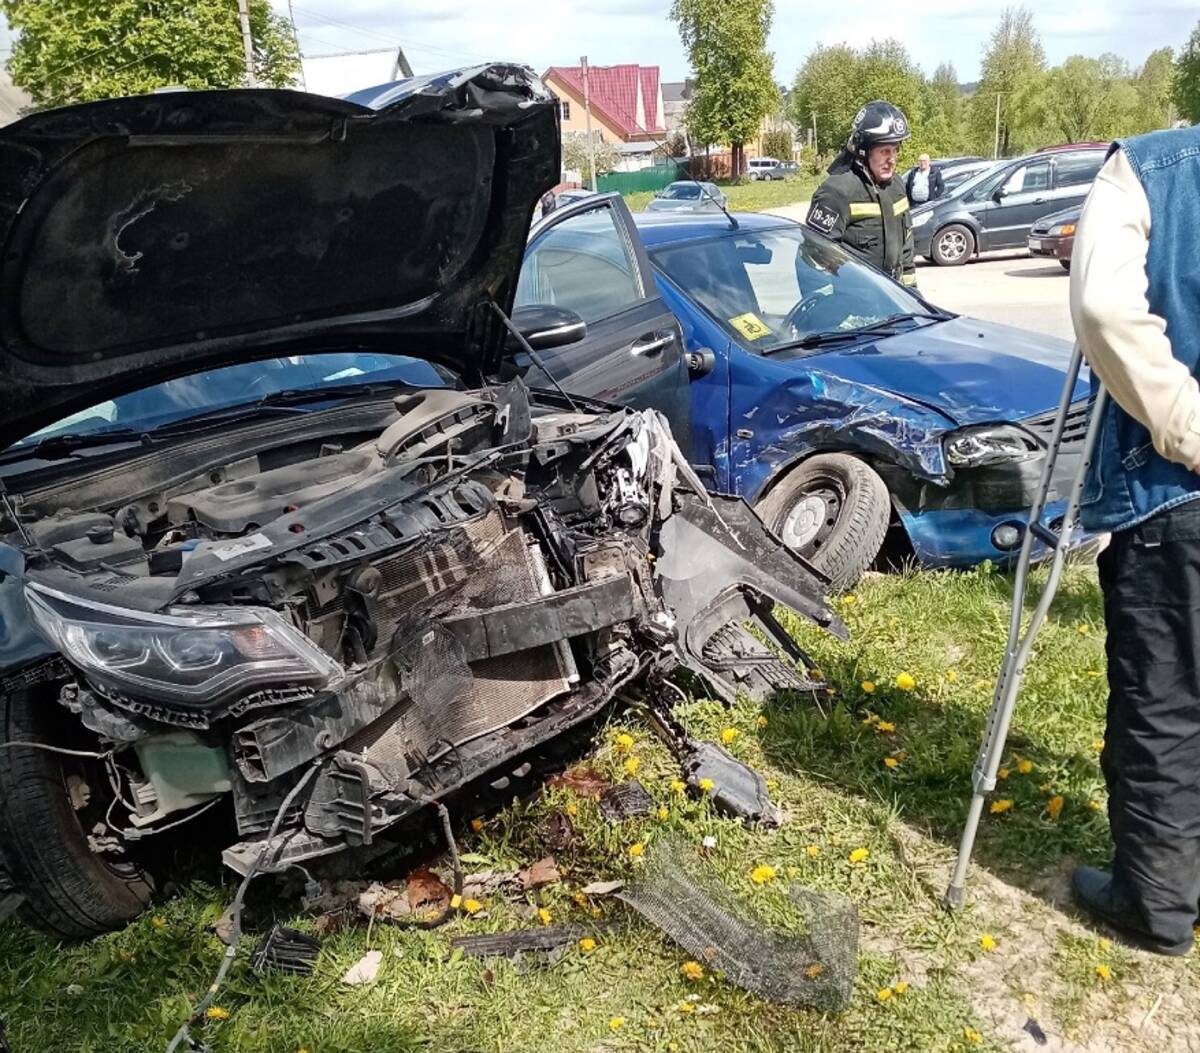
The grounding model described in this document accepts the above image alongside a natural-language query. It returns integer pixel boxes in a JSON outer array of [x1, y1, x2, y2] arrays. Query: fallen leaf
[[357, 882, 411, 921], [462, 870, 516, 900], [580, 880, 624, 896], [341, 950, 383, 986], [539, 812, 576, 853], [210, 905, 238, 946], [517, 856, 561, 891], [547, 765, 611, 799], [406, 868, 452, 913]]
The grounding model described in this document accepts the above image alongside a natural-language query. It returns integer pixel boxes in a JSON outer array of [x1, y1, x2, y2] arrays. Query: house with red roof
[[543, 63, 666, 170]]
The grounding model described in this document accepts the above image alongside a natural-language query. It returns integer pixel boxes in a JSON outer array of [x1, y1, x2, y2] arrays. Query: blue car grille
[[1022, 399, 1092, 447]]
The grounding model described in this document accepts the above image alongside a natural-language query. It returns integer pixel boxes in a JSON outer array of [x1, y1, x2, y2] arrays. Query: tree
[[1133, 47, 1176, 131], [1176, 20, 1200, 123], [789, 44, 860, 155], [561, 132, 621, 183], [1041, 54, 1138, 143], [762, 128, 793, 159], [1, 0, 299, 107], [671, 0, 779, 178], [970, 6, 1047, 156]]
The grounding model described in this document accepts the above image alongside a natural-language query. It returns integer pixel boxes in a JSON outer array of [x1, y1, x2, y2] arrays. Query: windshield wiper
[[763, 312, 948, 355]]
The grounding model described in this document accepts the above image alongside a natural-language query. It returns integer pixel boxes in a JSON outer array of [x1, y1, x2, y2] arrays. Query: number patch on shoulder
[[729, 312, 771, 341], [807, 203, 839, 233]]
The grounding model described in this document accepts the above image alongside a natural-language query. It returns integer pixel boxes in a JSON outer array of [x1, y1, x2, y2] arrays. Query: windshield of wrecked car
[[661, 184, 702, 200], [650, 225, 924, 355], [16, 354, 451, 446]]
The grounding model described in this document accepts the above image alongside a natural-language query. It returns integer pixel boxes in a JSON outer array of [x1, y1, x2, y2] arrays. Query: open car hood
[[0, 65, 559, 449]]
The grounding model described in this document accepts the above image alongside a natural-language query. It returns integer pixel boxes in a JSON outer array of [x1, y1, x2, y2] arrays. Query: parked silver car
[[644, 181, 728, 212]]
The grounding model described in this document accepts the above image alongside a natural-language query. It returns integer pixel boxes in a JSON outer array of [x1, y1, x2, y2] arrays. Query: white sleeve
[[1070, 150, 1200, 470]]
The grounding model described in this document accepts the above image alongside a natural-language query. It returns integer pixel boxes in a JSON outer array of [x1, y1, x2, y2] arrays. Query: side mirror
[[992, 187, 1007, 202], [686, 347, 717, 378], [508, 304, 587, 352]]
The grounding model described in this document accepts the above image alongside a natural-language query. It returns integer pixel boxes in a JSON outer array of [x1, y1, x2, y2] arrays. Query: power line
[[290, 4, 492, 66]]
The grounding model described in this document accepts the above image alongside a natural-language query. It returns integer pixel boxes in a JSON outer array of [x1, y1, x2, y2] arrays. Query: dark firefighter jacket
[[805, 164, 917, 286]]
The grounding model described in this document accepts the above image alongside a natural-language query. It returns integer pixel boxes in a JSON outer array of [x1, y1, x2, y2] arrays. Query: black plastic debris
[[617, 837, 858, 1010], [251, 925, 323, 976], [598, 780, 656, 822], [451, 924, 603, 960], [681, 742, 781, 826], [1023, 1018, 1048, 1046]]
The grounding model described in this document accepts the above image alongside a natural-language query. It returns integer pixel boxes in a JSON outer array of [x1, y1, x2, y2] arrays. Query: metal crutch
[[944, 343, 1107, 909]]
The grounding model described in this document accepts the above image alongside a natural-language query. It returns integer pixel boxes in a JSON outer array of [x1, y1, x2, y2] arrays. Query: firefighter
[[806, 100, 917, 287]]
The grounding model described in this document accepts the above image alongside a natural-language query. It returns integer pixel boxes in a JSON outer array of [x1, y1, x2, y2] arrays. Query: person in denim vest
[[1069, 124, 1200, 956]]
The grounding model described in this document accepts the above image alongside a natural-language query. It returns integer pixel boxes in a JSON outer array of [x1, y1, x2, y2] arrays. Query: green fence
[[596, 164, 682, 195]]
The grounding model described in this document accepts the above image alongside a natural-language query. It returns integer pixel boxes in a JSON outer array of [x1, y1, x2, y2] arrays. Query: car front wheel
[[754, 453, 891, 591], [931, 224, 975, 266], [0, 683, 155, 938]]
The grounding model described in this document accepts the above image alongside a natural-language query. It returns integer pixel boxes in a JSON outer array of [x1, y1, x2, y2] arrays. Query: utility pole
[[237, 0, 257, 88], [287, 0, 305, 90], [992, 93, 1001, 159], [581, 55, 597, 192]]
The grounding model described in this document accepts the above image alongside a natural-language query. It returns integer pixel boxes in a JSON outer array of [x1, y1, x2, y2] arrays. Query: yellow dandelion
[[1046, 795, 1064, 821], [848, 847, 870, 864], [750, 864, 777, 885], [657, 806, 669, 820], [895, 672, 916, 692], [964, 1027, 983, 1045], [805, 963, 824, 979], [670, 779, 686, 794], [1077, 623, 1091, 635], [1088, 799, 1102, 812], [624, 757, 641, 776], [609, 1017, 625, 1031], [566, 801, 578, 817], [862, 681, 877, 695], [470, 818, 484, 833], [677, 1001, 696, 1014], [1017, 759, 1034, 775], [615, 733, 635, 754], [463, 898, 483, 915], [205, 1007, 230, 1022], [682, 960, 704, 981], [1091, 739, 1105, 752], [1095, 963, 1112, 981], [946, 670, 959, 682], [537, 907, 553, 925], [997, 767, 1010, 780], [876, 721, 896, 733], [698, 778, 714, 794], [894, 981, 909, 994], [876, 986, 893, 1003], [884, 756, 900, 769], [628, 842, 646, 859], [806, 844, 821, 858], [842, 594, 857, 606], [579, 937, 597, 953], [973, 679, 990, 690], [1098, 938, 1111, 953], [757, 715, 769, 728], [1087, 670, 1102, 678], [990, 799, 1014, 815], [574, 891, 588, 908], [720, 727, 739, 745], [151, 916, 167, 929], [979, 933, 997, 952]]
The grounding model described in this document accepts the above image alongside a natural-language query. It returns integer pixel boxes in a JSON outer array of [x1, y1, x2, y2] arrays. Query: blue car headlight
[[25, 583, 342, 708], [912, 209, 934, 228], [943, 425, 1039, 468]]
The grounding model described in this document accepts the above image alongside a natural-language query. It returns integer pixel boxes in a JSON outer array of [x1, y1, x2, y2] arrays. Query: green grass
[[624, 175, 819, 215], [3, 562, 1198, 1052]]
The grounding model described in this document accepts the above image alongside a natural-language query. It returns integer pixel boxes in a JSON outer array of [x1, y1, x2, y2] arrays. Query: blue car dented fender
[[521, 201, 1089, 584]]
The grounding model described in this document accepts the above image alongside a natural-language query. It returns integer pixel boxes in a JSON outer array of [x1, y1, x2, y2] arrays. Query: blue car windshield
[[651, 225, 926, 355], [17, 353, 452, 446]]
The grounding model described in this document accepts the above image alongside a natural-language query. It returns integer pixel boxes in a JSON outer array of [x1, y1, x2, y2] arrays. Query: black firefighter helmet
[[829, 100, 911, 175]]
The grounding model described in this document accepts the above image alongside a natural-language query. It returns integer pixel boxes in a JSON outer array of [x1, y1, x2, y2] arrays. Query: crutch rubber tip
[[943, 884, 967, 912]]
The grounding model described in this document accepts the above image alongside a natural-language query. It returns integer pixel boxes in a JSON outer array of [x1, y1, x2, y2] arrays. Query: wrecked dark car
[[0, 67, 840, 939]]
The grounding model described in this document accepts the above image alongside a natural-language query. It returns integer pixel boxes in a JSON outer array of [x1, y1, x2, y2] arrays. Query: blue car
[[520, 195, 1089, 587]]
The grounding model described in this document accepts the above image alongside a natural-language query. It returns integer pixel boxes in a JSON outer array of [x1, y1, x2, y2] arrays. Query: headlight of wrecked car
[[24, 584, 342, 707], [943, 425, 1039, 468], [911, 210, 934, 227]]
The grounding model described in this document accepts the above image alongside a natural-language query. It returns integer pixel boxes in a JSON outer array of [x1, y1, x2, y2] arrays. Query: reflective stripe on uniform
[[848, 202, 882, 217], [893, 198, 910, 215], [900, 273, 918, 287]]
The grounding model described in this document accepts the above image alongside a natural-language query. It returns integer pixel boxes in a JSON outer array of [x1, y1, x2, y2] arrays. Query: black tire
[[930, 223, 975, 266], [0, 684, 154, 938], [755, 453, 891, 591], [1059, 259, 1071, 272]]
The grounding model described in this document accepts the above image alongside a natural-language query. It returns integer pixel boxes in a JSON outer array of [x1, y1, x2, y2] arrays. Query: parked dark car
[[1028, 204, 1080, 270], [1036, 141, 1109, 153], [940, 159, 996, 193], [0, 68, 838, 938], [911, 148, 1106, 265], [519, 200, 1090, 587]]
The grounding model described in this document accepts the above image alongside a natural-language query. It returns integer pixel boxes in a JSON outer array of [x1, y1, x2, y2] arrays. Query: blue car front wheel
[[755, 453, 891, 591]]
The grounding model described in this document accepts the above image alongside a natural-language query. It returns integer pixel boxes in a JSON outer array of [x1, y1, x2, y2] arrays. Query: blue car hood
[[800, 316, 1085, 427]]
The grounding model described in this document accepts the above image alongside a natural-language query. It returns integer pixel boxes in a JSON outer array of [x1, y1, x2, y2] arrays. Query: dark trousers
[[1098, 499, 1200, 949]]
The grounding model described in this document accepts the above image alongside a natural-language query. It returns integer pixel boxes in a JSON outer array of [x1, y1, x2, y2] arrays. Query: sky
[[0, 1, 1194, 94]]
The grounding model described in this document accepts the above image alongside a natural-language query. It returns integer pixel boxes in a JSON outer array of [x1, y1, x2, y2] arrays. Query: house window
[[559, 100, 571, 121]]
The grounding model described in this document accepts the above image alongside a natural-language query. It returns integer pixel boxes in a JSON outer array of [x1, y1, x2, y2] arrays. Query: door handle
[[631, 332, 673, 356]]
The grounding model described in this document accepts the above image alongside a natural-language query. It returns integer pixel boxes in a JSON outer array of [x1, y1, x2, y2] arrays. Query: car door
[[516, 193, 692, 448], [979, 158, 1052, 249]]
